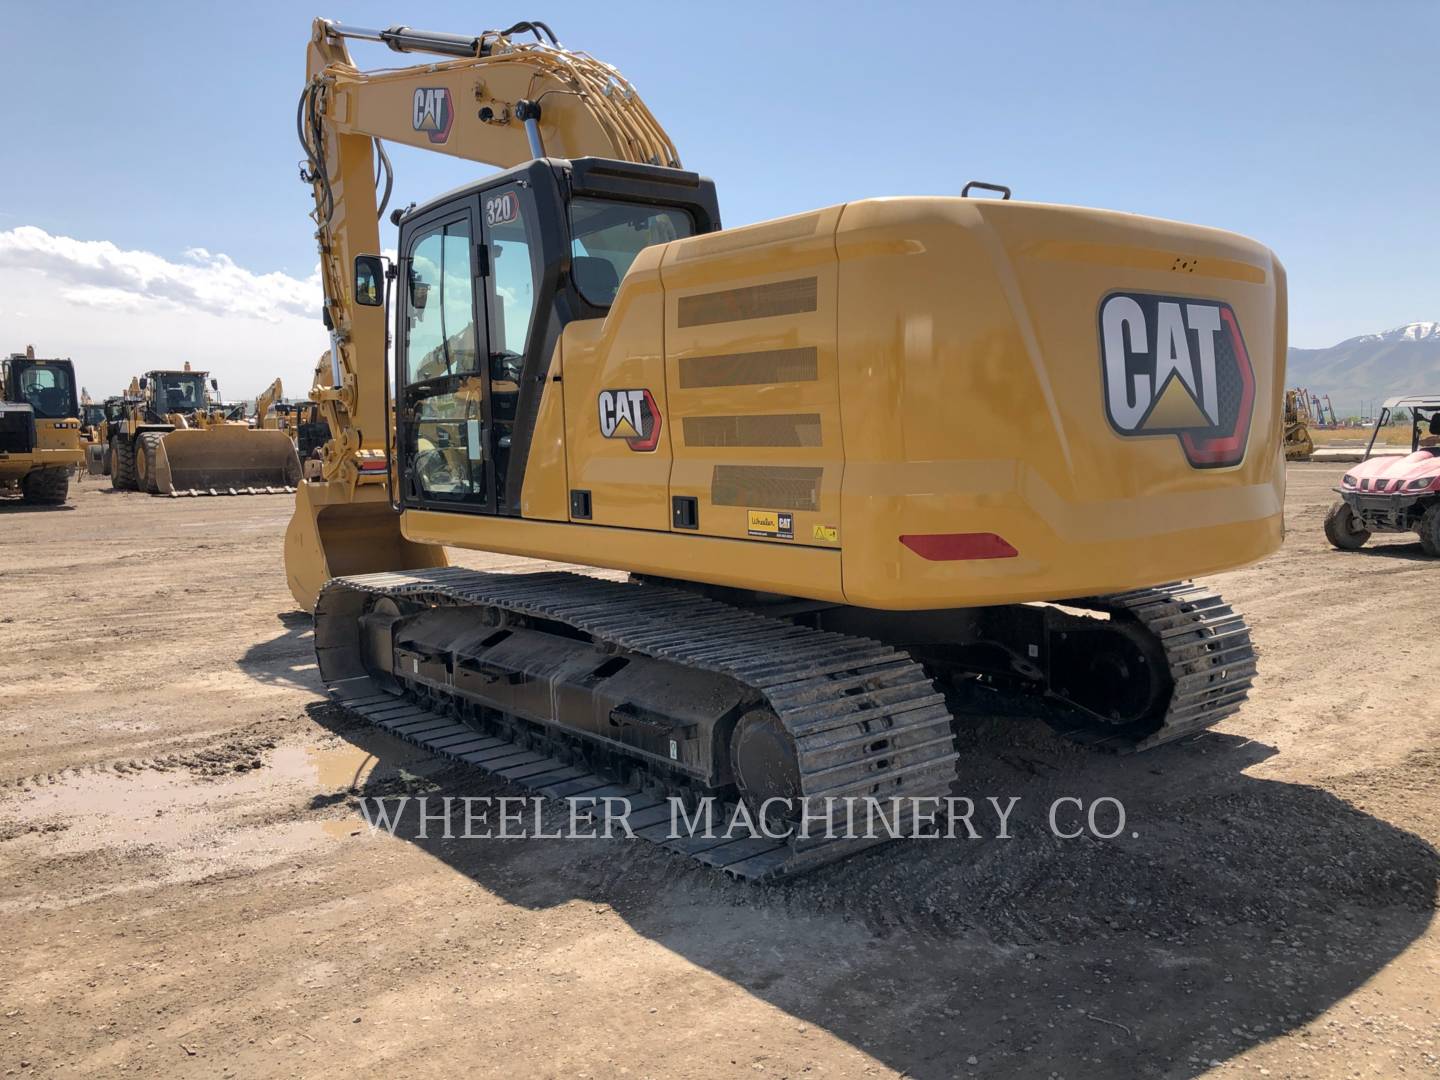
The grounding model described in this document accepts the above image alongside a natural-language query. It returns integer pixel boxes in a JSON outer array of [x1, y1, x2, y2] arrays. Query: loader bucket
[[153, 427, 302, 495], [284, 479, 447, 611]]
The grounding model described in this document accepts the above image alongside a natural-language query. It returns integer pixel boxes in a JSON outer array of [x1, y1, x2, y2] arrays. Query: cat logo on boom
[[1098, 291, 1255, 469], [412, 88, 454, 144], [597, 389, 662, 452]]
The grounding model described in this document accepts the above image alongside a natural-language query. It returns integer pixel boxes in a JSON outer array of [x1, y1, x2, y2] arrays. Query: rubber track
[[1056, 581, 1258, 752], [317, 568, 960, 881]]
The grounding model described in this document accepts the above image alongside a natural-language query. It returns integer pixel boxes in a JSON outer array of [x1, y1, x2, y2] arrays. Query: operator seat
[[33, 386, 66, 418], [573, 256, 620, 307]]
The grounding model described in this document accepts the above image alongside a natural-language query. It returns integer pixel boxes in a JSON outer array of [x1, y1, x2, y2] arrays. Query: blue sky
[[1, 1, 1435, 394]]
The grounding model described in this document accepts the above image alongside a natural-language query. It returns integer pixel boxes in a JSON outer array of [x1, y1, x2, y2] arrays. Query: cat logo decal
[[1099, 292, 1255, 469]]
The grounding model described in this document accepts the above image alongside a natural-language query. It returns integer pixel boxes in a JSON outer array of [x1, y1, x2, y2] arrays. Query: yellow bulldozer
[[107, 363, 300, 496], [1283, 388, 1316, 460], [282, 18, 1287, 879], [0, 345, 85, 505]]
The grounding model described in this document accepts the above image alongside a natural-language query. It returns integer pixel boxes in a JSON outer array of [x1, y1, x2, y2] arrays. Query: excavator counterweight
[[287, 18, 1287, 877]]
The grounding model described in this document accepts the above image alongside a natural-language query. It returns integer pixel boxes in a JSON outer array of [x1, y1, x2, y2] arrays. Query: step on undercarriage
[[314, 568, 1255, 880]]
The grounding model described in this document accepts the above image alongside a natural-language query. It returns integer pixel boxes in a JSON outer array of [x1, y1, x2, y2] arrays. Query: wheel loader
[[0, 346, 84, 505], [107, 363, 301, 496], [80, 388, 109, 476], [285, 18, 1288, 879], [88, 395, 130, 477]]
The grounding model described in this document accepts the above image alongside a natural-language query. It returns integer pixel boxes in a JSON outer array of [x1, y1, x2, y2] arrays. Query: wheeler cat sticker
[[597, 388, 662, 452], [412, 88, 454, 144], [747, 510, 794, 540], [1098, 292, 1255, 469]]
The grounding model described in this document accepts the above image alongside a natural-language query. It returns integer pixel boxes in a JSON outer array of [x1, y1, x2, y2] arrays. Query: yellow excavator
[[254, 377, 286, 430], [255, 375, 331, 465], [286, 18, 1287, 879], [108, 363, 300, 495]]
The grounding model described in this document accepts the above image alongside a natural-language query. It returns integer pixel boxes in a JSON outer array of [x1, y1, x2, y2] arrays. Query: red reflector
[[358, 459, 388, 472], [899, 532, 1018, 561]]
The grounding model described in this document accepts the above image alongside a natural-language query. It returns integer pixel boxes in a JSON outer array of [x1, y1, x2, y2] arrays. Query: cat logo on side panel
[[597, 389, 662, 452], [1098, 292, 1255, 469]]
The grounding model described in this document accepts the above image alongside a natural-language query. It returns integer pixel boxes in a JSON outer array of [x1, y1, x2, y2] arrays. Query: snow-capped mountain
[[1336, 321, 1440, 346], [1288, 322, 1440, 411]]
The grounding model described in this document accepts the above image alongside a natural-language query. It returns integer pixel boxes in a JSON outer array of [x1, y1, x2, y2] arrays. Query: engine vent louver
[[710, 465, 823, 511], [683, 414, 821, 448], [677, 278, 817, 328], [678, 347, 818, 389]]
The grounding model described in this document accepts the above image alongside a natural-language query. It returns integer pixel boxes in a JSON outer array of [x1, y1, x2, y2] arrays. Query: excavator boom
[[287, 18, 685, 600], [255, 377, 284, 430]]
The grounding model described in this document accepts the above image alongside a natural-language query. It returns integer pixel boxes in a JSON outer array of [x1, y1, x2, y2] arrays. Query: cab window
[[405, 220, 477, 385], [569, 198, 693, 307], [485, 196, 537, 368], [410, 384, 487, 503], [18, 364, 74, 419]]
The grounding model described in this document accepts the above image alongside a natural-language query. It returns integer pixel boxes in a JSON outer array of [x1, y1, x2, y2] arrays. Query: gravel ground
[[1, 463, 1436, 1079]]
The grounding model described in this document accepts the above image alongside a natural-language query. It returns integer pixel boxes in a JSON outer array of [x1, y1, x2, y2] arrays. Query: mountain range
[[1288, 322, 1440, 413]]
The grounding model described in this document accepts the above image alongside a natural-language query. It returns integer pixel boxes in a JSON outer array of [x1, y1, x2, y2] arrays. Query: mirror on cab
[[138, 377, 148, 390], [354, 255, 384, 307], [405, 265, 429, 312]]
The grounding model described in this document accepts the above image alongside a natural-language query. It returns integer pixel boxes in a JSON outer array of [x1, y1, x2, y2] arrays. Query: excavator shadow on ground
[[304, 698, 1438, 1080], [235, 611, 323, 692]]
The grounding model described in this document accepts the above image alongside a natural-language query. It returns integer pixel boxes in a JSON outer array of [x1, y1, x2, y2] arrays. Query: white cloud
[[0, 226, 321, 321], [0, 226, 329, 400]]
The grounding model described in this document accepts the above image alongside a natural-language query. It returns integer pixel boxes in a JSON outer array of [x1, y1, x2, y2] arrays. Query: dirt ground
[[2, 464, 1437, 1079]]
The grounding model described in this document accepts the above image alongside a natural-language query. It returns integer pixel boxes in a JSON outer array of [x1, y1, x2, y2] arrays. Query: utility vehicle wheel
[[136, 432, 165, 494], [1324, 500, 1370, 550], [110, 438, 136, 490], [1418, 504, 1440, 557], [20, 468, 69, 505]]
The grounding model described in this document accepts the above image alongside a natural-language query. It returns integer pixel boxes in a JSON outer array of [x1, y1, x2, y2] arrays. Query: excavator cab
[[389, 157, 720, 516]]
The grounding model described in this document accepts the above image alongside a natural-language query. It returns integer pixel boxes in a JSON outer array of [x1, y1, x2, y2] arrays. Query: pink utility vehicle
[[1326, 395, 1440, 554]]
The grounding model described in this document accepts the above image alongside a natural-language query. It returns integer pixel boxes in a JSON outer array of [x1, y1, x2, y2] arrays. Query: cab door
[[396, 202, 494, 513], [476, 182, 544, 513]]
